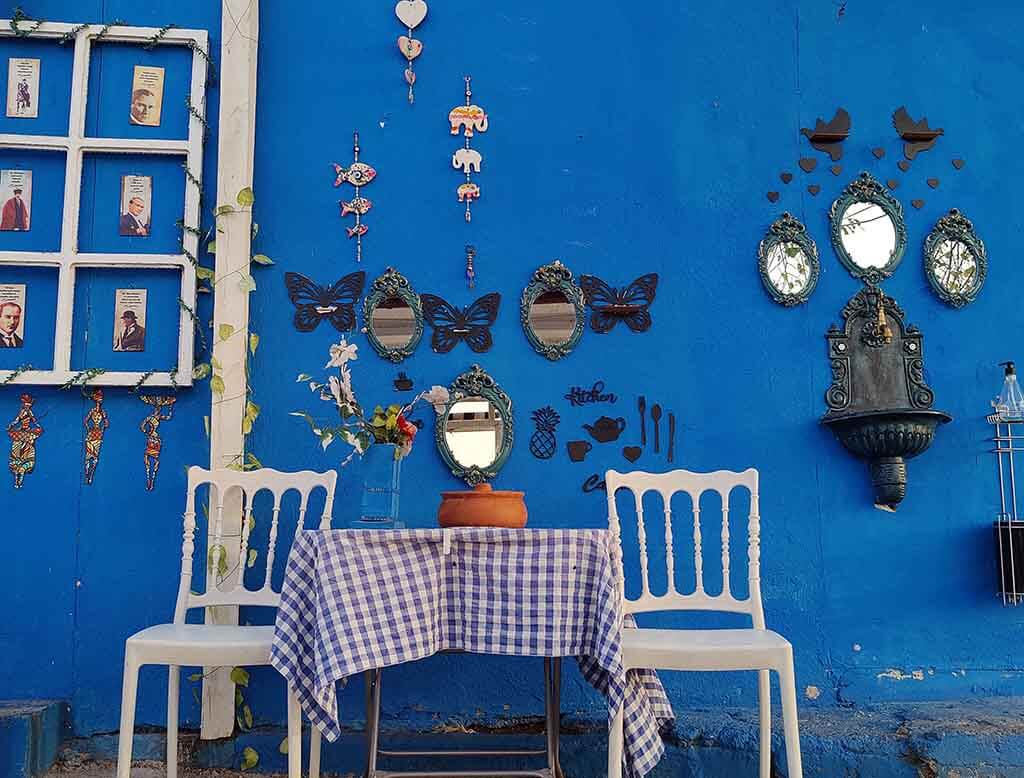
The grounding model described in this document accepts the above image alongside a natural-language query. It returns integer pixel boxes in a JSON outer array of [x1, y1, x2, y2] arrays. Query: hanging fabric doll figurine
[[7, 393, 42, 488], [139, 395, 176, 491], [82, 388, 110, 485]]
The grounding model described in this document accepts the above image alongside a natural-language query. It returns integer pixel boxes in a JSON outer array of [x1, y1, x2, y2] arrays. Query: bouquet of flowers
[[292, 338, 448, 464]]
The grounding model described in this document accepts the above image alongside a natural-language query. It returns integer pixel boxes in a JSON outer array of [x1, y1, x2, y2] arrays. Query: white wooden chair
[[116, 466, 337, 778], [605, 468, 802, 778]]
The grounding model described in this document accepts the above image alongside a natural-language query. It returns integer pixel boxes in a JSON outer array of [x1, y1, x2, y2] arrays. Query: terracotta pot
[[437, 483, 528, 528]]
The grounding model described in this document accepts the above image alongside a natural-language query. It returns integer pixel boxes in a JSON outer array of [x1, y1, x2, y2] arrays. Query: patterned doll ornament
[[139, 395, 176, 491], [450, 76, 488, 222], [82, 388, 109, 485], [395, 0, 427, 103], [7, 393, 42, 488], [332, 132, 376, 262]]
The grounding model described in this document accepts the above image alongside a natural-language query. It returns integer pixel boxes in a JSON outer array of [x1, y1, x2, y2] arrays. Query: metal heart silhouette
[[398, 35, 423, 60], [622, 446, 642, 463], [395, 0, 428, 28], [780, 172, 793, 184], [766, 191, 780, 203]]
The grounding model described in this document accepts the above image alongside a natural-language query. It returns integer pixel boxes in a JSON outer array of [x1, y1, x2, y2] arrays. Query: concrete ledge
[[0, 701, 69, 778], [54, 699, 1024, 777]]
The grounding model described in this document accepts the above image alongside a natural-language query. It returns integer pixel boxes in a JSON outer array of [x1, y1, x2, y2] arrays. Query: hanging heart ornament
[[405, 69, 416, 85], [395, 0, 428, 29], [398, 35, 423, 60]]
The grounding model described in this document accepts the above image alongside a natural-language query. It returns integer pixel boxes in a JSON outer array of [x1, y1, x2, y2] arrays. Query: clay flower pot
[[437, 483, 528, 528]]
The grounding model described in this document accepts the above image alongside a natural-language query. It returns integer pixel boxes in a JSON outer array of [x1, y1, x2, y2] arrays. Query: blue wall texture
[[4, 0, 1024, 755]]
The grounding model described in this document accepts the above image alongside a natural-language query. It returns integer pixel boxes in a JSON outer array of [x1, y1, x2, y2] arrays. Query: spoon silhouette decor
[[668, 412, 676, 463], [651, 403, 662, 453], [638, 396, 646, 447]]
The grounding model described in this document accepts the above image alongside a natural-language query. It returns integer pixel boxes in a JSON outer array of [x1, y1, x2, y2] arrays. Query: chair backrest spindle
[[605, 468, 764, 626]]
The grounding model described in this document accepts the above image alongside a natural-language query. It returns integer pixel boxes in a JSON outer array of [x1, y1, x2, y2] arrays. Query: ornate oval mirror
[[829, 172, 907, 283], [758, 212, 819, 306], [520, 260, 585, 360], [436, 364, 513, 485], [363, 267, 423, 362], [924, 208, 987, 308]]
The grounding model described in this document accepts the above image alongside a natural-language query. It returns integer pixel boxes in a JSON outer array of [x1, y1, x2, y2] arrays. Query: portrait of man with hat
[[0, 183, 29, 231], [113, 308, 146, 352]]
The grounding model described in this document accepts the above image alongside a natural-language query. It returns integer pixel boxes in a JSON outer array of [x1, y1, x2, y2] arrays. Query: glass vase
[[355, 442, 402, 529]]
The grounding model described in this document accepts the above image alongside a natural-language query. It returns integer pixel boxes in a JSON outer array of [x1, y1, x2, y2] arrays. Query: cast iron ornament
[[758, 212, 820, 306], [363, 267, 424, 362], [529, 407, 560, 460], [829, 171, 907, 284], [923, 208, 987, 308], [564, 382, 617, 407], [420, 292, 500, 353], [284, 271, 366, 333], [435, 364, 513, 486], [579, 273, 658, 334], [520, 260, 586, 361], [892, 106, 944, 160], [822, 286, 951, 509], [800, 107, 850, 161]]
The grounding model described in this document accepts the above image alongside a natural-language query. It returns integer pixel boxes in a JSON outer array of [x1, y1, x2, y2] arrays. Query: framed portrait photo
[[6, 57, 39, 119], [129, 65, 165, 127], [119, 175, 152, 237], [0, 283, 25, 349], [112, 288, 147, 352], [0, 169, 32, 232]]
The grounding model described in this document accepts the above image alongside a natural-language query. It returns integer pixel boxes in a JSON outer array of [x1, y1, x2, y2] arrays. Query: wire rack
[[989, 413, 1024, 605]]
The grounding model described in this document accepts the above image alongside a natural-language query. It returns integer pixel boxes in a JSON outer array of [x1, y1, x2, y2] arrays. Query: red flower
[[396, 414, 417, 440]]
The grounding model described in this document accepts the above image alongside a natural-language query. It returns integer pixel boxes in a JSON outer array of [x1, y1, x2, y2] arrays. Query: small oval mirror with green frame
[[830, 171, 907, 284], [520, 259, 586, 360], [363, 267, 424, 362], [758, 212, 820, 306], [436, 364, 514, 486], [924, 208, 987, 308]]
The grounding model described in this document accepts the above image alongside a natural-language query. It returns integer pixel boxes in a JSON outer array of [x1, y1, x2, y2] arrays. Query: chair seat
[[622, 628, 792, 672], [125, 623, 274, 667]]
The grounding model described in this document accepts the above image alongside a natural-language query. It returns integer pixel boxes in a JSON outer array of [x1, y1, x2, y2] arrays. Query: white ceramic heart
[[398, 36, 423, 60], [395, 0, 428, 29]]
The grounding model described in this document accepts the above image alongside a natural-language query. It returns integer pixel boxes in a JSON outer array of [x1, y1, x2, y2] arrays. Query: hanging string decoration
[[395, 0, 427, 103], [449, 76, 488, 223], [139, 395, 176, 491], [82, 388, 110, 485], [7, 393, 42, 488], [465, 244, 477, 288], [333, 132, 376, 262]]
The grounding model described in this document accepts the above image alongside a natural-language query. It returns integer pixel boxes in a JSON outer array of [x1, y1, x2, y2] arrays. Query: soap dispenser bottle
[[995, 362, 1024, 419]]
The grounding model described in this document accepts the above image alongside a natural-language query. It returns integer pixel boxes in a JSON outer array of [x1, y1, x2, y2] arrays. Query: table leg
[[552, 658, 564, 778]]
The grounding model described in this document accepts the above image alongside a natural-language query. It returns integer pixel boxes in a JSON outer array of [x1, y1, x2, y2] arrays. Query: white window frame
[[0, 21, 208, 387]]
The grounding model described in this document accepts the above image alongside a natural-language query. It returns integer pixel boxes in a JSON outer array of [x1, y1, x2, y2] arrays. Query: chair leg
[[758, 669, 771, 778], [287, 685, 302, 778], [309, 723, 322, 778], [607, 701, 624, 778], [116, 649, 140, 778], [364, 669, 382, 778], [167, 665, 180, 778], [778, 658, 804, 778]]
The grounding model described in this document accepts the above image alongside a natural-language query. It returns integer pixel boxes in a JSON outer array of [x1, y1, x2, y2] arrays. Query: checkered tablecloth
[[270, 527, 674, 778]]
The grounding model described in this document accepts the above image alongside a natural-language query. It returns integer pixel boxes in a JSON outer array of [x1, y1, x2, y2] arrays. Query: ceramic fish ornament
[[395, 0, 428, 103], [332, 133, 376, 261]]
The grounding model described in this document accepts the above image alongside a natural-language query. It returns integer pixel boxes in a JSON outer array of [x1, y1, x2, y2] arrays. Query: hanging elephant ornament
[[332, 131, 376, 262], [395, 0, 427, 103], [450, 76, 488, 223]]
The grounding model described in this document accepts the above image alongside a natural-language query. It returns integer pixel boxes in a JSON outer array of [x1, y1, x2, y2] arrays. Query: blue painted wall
[[4, 0, 1024, 746]]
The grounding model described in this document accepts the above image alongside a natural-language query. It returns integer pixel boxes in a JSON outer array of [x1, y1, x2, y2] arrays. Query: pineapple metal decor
[[529, 407, 560, 459]]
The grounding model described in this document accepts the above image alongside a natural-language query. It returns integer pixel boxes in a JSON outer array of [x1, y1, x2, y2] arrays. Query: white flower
[[422, 385, 449, 411], [326, 375, 345, 406], [326, 339, 358, 369]]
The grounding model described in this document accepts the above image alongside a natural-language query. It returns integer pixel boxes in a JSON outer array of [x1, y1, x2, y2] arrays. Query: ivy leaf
[[215, 204, 235, 216], [192, 363, 211, 380], [251, 222, 260, 238], [240, 746, 259, 771], [243, 704, 254, 730], [207, 546, 228, 578], [203, 415, 210, 439], [207, 240, 217, 254], [248, 333, 259, 354], [279, 737, 289, 754], [238, 274, 256, 293], [211, 356, 222, 371], [230, 667, 250, 687], [245, 452, 263, 469], [188, 673, 203, 682], [195, 266, 215, 281], [356, 432, 373, 452], [210, 374, 225, 397], [218, 324, 235, 341], [235, 689, 244, 706], [251, 253, 274, 266], [237, 187, 255, 207], [247, 548, 258, 568]]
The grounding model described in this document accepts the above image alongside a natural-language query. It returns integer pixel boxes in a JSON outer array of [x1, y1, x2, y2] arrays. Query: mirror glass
[[370, 295, 417, 349], [444, 397, 505, 469], [765, 241, 812, 296], [931, 238, 978, 296], [838, 201, 897, 269], [528, 289, 576, 345]]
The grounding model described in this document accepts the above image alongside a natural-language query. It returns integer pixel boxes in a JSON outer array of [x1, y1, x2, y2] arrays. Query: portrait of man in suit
[[113, 309, 145, 352], [0, 301, 23, 348], [130, 88, 158, 126], [0, 187, 29, 231], [119, 196, 150, 237]]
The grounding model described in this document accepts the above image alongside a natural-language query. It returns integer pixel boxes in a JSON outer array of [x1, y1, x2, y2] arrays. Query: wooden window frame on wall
[[0, 21, 208, 387]]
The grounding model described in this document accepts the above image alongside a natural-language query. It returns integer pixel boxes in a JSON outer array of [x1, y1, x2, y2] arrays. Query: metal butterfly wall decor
[[579, 273, 658, 334], [420, 292, 500, 353], [284, 271, 366, 333]]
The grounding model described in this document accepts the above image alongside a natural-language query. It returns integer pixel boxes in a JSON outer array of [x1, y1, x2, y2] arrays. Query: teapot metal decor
[[583, 415, 626, 443], [821, 285, 951, 510]]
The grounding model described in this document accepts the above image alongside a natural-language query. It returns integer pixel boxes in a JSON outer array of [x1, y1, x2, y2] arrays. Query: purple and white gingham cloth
[[270, 527, 674, 777]]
